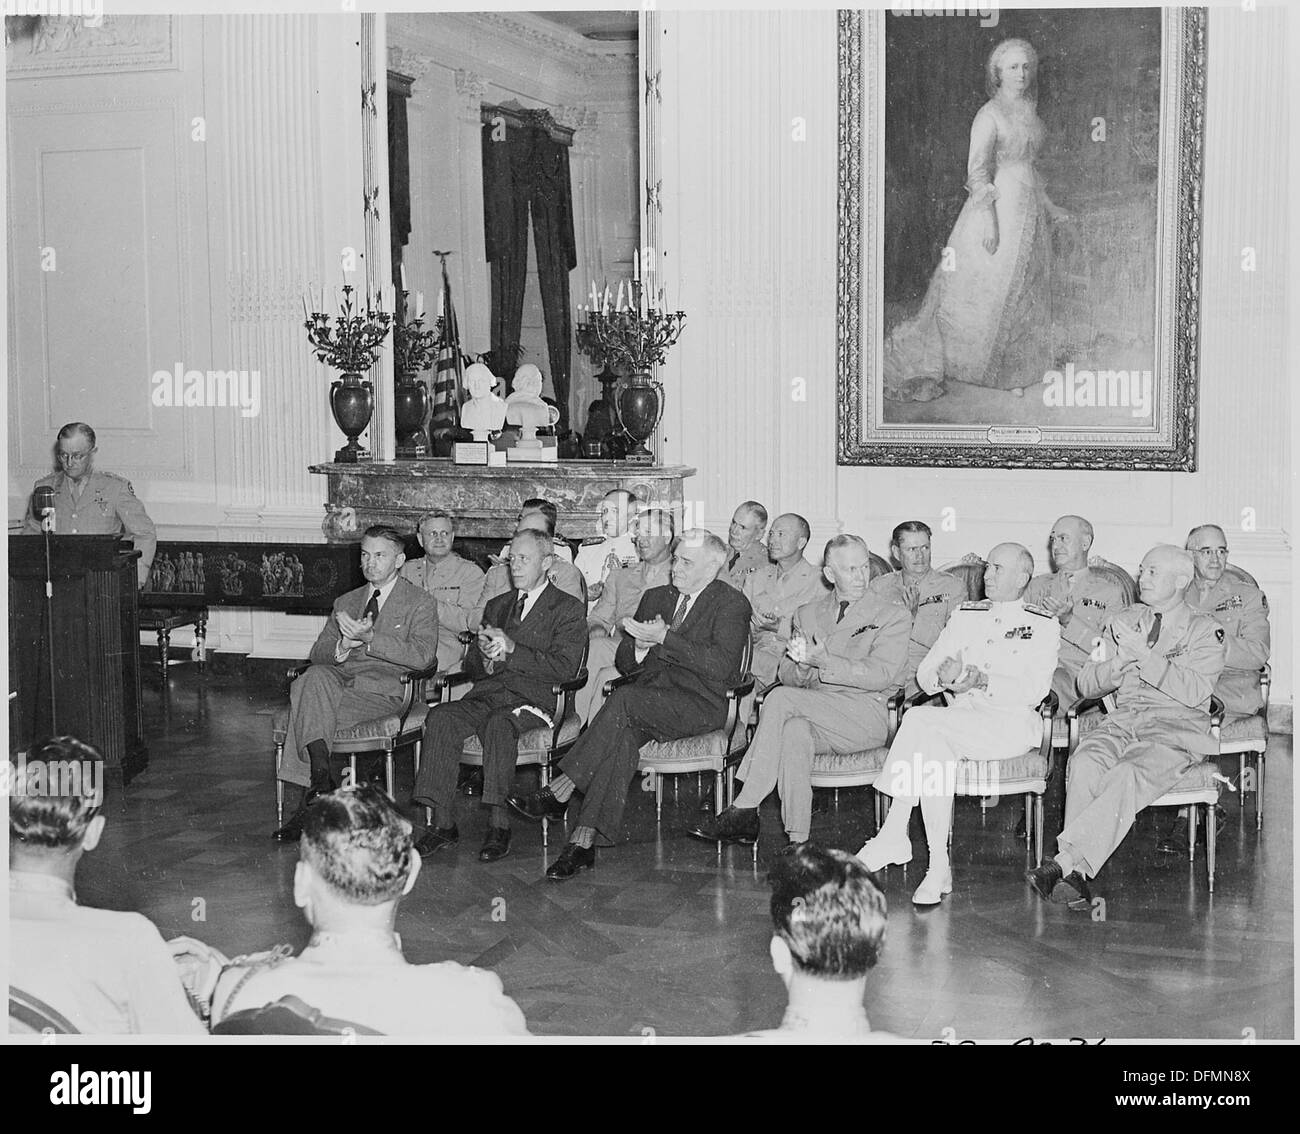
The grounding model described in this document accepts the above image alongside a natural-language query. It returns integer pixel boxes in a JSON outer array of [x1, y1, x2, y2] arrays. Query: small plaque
[[986, 426, 1043, 446], [454, 442, 489, 465]]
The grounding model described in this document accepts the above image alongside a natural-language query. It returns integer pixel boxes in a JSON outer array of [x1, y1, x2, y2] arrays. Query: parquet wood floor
[[72, 671, 1293, 1039]]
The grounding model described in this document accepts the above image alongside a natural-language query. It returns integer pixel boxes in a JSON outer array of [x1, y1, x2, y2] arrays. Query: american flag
[[429, 253, 463, 452]]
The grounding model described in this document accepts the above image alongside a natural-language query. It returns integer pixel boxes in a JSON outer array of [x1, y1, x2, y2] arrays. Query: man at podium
[[24, 422, 156, 589]]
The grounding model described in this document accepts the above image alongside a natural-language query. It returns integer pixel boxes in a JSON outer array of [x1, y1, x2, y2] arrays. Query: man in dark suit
[[274, 526, 440, 842], [508, 529, 752, 880], [413, 528, 587, 862]]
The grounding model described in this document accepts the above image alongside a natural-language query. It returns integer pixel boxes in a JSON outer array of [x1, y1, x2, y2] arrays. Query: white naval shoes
[[911, 867, 953, 906], [856, 834, 913, 873]]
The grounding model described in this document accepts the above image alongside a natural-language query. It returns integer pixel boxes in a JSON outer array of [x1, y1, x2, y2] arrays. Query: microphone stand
[[39, 511, 58, 733]]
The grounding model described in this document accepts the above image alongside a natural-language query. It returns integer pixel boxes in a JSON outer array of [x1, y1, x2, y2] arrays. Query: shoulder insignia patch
[[959, 600, 992, 610], [580, 536, 606, 546]]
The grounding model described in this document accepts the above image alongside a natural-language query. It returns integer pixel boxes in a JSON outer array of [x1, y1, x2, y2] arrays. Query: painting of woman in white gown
[[884, 39, 1073, 409]]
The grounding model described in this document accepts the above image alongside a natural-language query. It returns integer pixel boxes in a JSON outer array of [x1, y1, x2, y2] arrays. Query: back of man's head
[[768, 845, 887, 980], [299, 785, 416, 906], [9, 736, 105, 863]]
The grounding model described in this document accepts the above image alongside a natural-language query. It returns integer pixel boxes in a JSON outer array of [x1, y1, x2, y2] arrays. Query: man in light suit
[[691, 535, 909, 848], [274, 526, 440, 842], [473, 511, 585, 627], [413, 528, 587, 863], [577, 508, 675, 722], [508, 530, 752, 879]]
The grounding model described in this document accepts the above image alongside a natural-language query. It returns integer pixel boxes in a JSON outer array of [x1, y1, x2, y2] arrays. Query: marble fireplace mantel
[[310, 460, 697, 542]]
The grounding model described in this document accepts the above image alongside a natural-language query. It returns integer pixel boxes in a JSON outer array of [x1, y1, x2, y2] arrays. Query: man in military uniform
[[25, 422, 156, 588], [857, 543, 1060, 906], [400, 509, 486, 672], [868, 521, 966, 696], [742, 513, 827, 684], [690, 534, 909, 848], [1027, 545, 1226, 910], [578, 509, 675, 722], [1023, 515, 1131, 704], [721, 500, 769, 590], [494, 498, 573, 563], [574, 489, 639, 604], [1182, 524, 1270, 716]]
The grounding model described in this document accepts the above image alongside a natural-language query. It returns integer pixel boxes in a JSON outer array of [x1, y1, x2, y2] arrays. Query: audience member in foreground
[[691, 534, 908, 848], [211, 785, 530, 1035], [1027, 545, 1225, 910], [742, 845, 894, 1040], [857, 543, 1059, 906], [9, 737, 204, 1034], [508, 529, 751, 879]]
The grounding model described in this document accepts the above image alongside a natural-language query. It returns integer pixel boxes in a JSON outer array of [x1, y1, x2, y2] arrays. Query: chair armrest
[[431, 670, 475, 702], [1038, 690, 1059, 718], [286, 663, 310, 681], [1065, 694, 1111, 755], [554, 669, 588, 695], [400, 661, 444, 686], [602, 671, 638, 696], [1065, 694, 1109, 721]]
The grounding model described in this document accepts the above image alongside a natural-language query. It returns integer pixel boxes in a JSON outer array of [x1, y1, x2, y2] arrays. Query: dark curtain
[[482, 119, 577, 432], [388, 75, 412, 297]]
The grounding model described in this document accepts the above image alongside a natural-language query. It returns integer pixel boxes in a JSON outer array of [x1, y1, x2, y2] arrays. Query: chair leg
[[348, 755, 358, 790], [541, 760, 551, 849], [195, 613, 208, 673], [1022, 795, 1032, 847], [1256, 752, 1265, 831], [714, 771, 724, 816], [274, 743, 284, 826], [1206, 801, 1217, 893], [157, 628, 170, 679], [655, 770, 663, 823], [834, 788, 840, 808], [385, 750, 395, 799], [1187, 804, 1197, 863]]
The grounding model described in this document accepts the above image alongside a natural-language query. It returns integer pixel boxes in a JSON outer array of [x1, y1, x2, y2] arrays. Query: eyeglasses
[[1192, 547, 1228, 558], [57, 451, 93, 465]]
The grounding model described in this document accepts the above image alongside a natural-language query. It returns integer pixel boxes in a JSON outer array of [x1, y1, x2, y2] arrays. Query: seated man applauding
[[741, 845, 894, 1041], [1027, 545, 1225, 910], [473, 510, 585, 626], [742, 513, 827, 684], [857, 544, 1060, 906], [689, 534, 908, 848], [211, 785, 529, 1036], [508, 530, 751, 879], [412, 527, 587, 862]]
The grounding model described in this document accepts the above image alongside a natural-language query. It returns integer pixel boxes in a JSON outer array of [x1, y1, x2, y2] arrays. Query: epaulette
[[97, 470, 129, 483], [580, 535, 607, 546], [959, 600, 992, 610], [1023, 602, 1055, 618]]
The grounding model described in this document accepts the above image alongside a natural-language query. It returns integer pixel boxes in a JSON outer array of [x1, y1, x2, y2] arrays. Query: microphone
[[33, 485, 56, 532]]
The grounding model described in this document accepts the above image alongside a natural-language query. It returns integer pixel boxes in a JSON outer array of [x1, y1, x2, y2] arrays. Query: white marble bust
[[505, 364, 560, 448], [460, 363, 507, 440]]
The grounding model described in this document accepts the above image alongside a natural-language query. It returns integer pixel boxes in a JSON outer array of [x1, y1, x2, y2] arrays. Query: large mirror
[[386, 11, 640, 452]]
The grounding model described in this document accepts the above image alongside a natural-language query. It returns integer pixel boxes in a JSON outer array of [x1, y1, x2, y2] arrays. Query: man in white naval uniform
[[856, 543, 1059, 906]]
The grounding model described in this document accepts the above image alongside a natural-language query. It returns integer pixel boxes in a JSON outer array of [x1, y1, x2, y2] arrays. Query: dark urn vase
[[615, 371, 663, 465], [330, 372, 374, 463], [394, 371, 429, 459]]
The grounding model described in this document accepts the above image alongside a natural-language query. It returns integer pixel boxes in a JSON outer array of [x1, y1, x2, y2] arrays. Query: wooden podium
[[8, 535, 148, 786]]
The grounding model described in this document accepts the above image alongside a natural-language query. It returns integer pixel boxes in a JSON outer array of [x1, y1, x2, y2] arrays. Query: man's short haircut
[[520, 498, 558, 535], [1015, 546, 1035, 578], [418, 509, 454, 530], [738, 500, 769, 528], [823, 533, 869, 565], [1152, 543, 1196, 578], [57, 422, 96, 448], [1185, 524, 1227, 549], [361, 525, 407, 554], [768, 845, 887, 980], [679, 528, 728, 563], [603, 488, 637, 507], [510, 527, 554, 559], [300, 785, 415, 905], [890, 520, 932, 548], [8, 736, 104, 849], [781, 513, 811, 544], [638, 507, 675, 541]]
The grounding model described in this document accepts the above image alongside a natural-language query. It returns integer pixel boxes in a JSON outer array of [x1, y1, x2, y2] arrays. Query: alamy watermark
[[2, 751, 104, 806], [1041, 363, 1152, 418], [151, 364, 261, 417], [4, 0, 104, 23], [891, 3, 1000, 29]]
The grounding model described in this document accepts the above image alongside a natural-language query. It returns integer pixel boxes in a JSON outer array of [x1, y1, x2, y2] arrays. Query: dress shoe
[[686, 805, 759, 845], [1156, 806, 1227, 856], [478, 826, 511, 863], [1053, 871, 1093, 912], [271, 789, 327, 842], [911, 866, 953, 906], [507, 786, 568, 822], [1025, 859, 1063, 901], [698, 786, 716, 814], [546, 842, 595, 881], [856, 833, 913, 873], [414, 824, 459, 857]]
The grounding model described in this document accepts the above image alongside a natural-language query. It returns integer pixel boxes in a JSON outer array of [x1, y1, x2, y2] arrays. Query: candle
[[437, 289, 445, 319], [590, 282, 599, 309], [302, 294, 310, 321], [400, 263, 408, 292], [603, 285, 611, 314], [616, 280, 624, 311], [633, 254, 640, 282], [415, 291, 424, 320]]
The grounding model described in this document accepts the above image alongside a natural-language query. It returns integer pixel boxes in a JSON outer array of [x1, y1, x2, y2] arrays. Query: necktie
[[727, 550, 740, 571], [513, 591, 528, 625], [1146, 612, 1162, 648], [363, 589, 381, 623], [671, 594, 692, 629], [836, 600, 850, 624]]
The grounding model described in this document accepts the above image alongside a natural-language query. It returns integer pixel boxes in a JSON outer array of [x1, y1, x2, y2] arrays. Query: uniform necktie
[[727, 550, 740, 572], [836, 600, 850, 624], [1146, 612, 1162, 648], [671, 593, 692, 629], [363, 589, 381, 623]]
